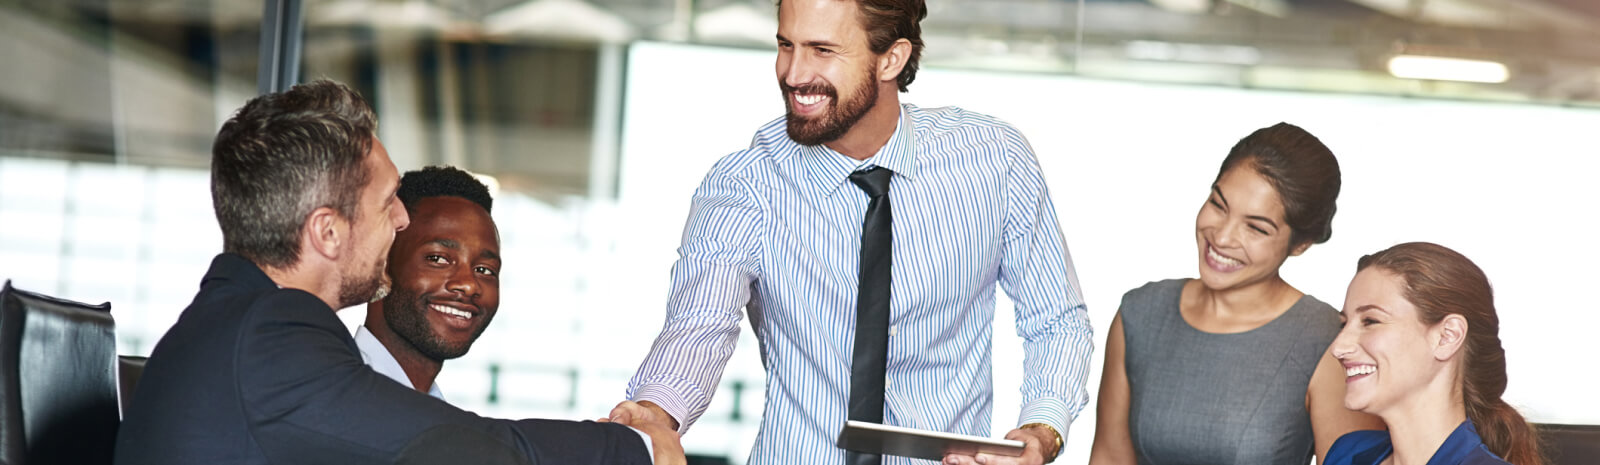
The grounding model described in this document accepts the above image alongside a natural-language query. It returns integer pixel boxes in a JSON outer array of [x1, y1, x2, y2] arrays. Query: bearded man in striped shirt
[[607, 1, 1094, 464]]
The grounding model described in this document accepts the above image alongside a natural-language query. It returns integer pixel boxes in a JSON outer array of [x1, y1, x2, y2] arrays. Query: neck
[[1194, 274, 1298, 319], [825, 85, 902, 161], [364, 303, 444, 394], [1379, 374, 1468, 465], [262, 262, 342, 311]]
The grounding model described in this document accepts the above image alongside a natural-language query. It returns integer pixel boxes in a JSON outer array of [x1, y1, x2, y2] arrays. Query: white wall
[[617, 41, 1600, 464]]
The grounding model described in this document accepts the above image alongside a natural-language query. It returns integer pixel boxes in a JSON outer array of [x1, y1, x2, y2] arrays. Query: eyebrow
[[426, 238, 500, 262], [1211, 185, 1282, 231], [774, 34, 841, 49], [1210, 185, 1229, 208], [1338, 304, 1383, 323]]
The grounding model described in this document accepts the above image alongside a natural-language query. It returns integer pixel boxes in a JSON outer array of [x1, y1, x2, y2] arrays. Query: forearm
[[625, 259, 753, 434]]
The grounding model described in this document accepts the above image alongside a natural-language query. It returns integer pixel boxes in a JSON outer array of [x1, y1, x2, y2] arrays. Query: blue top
[[625, 104, 1094, 464], [1325, 420, 1511, 465]]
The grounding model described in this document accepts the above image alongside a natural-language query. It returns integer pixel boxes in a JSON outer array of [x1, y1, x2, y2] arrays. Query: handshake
[[601, 400, 688, 465]]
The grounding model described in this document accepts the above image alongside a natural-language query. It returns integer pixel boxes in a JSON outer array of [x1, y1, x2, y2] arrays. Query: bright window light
[[1387, 54, 1509, 83]]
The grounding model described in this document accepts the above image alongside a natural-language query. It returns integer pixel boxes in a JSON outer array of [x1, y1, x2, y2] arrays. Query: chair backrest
[[117, 355, 147, 418], [1539, 423, 1600, 465], [0, 280, 120, 465]]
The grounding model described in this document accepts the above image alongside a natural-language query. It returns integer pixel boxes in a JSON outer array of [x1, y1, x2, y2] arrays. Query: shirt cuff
[[624, 425, 655, 464], [1018, 396, 1073, 448], [631, 383, 693, 435]]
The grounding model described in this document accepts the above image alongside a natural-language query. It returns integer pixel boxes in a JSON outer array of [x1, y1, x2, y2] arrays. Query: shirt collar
[[1352, 420, 1489, 465], [1427, 420, 1489, 465], [799, 105, 918, 198], [354, 325, 446, 400]]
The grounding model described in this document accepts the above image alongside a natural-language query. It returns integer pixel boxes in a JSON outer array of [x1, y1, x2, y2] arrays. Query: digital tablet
[[836, 420, 1026, 461]]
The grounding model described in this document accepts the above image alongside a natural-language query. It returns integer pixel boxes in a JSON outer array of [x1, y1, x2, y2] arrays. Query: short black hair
[[211, 79, 377, 269], [397, 165, 493, 213]]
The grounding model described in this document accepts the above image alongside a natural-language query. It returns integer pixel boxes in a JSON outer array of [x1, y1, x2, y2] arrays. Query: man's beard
[[337, 256, 387, 309], [782, 66, 879, 146], [381, 283, 486, 361]]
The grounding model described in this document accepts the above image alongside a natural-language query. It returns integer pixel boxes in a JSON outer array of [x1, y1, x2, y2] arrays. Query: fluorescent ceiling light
[[1147, 0, 1211, 14], [1387, 55, 1509, 83], [1125, 40, 1261, 66]]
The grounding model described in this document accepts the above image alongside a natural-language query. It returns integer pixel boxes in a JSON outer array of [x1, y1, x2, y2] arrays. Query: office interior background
[[1, 0, 1597, 463]]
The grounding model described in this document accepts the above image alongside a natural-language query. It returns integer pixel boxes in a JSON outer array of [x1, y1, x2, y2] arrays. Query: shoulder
[[908, 105, 1031, 153], [697, 116, 793, 186], [1292, 294, 1343, 336], [1461, 446, 1512, 465], [1118, 279, 1187, 328], [1120, 279, 1187, 312], [1324, 430, 1390, 465], [234, 288, 348, 343]]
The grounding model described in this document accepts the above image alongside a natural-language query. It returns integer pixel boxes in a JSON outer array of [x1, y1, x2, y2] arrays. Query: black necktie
[[846, 167, 892, 465]]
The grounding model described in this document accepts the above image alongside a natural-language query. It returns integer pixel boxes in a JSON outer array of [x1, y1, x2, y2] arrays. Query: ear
[[303, 206, 347, 262], [1432, 314, 1469, 361], [876, 38, 913, 86], [1289, 241, 1312, 257]]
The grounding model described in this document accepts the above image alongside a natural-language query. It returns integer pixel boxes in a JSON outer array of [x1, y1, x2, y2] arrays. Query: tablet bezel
[[836, 420, 1027, 461]]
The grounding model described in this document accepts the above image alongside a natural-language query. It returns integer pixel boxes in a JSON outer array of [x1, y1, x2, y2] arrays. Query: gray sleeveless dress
[[1121, 279, 1341, 465]]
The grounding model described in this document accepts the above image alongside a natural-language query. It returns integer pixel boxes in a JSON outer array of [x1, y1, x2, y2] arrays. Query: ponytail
[[1467, 400, 1542, 465], [1357, 242, 1544, 465]]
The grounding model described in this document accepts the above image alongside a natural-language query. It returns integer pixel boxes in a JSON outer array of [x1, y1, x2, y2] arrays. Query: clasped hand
[[601, 400, 686, 465]]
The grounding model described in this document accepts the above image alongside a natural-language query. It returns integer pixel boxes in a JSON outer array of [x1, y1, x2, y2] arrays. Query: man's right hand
[[604, 400, 683, 465]]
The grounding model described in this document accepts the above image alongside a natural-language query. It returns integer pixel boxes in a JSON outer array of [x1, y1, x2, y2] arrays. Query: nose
[[1213, 218, 1246, 248], [393, 201, 411, 232], [779, 49, 814, 89], [445, 264, 479, 299], [1328, 324, 1357, 360]]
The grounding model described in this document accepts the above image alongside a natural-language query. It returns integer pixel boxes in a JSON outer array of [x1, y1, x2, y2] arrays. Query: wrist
[[1019, 422, 1062, 462], [636, 400, 681, 431]]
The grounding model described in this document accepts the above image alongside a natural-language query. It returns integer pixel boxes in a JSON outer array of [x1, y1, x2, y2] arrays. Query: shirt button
[[885, 377, 892, 389], [889, 325, 897, 337]]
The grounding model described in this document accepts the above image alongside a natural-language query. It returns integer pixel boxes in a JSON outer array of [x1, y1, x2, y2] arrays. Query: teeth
[[796, 94, 824, 105], [1345, 365, 1376, 377], [430, 304, 471, 319], [1208, 247, 1243, 267]]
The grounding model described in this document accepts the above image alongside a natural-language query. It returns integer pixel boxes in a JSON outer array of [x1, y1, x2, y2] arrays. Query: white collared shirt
[[354, 325, 445, 400]]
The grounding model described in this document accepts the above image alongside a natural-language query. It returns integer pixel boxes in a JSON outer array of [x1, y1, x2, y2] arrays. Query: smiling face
[[378, 196, 501, 361], [776, 0, 881, 146], [1194, 163, 1302, 292], [1331, 268, 1447, 415]]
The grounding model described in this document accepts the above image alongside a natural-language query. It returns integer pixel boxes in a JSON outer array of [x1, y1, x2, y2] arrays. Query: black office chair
[[1539, 423, 1600, 465], [0, 281, 120, 465], [117, 355, 147, 418]]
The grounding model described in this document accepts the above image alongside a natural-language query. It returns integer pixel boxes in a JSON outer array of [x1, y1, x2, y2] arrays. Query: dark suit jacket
[[114, 253, 651, 465]]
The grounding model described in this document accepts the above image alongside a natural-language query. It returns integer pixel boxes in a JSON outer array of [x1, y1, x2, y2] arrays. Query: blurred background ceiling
[[47, 0, 1600, 105], [4, 0, 1596, 178]]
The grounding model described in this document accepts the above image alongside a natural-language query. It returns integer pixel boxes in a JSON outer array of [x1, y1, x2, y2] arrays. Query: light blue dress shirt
[[355, 325, 445, 400], [627, 104, 1094, 464]]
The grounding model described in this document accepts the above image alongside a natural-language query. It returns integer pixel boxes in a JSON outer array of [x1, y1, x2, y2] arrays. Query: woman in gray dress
[[1089, 123, 1382, 465]]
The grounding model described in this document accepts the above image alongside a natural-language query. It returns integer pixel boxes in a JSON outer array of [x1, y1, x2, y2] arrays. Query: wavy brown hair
[[1358, 242, 1542, 465]]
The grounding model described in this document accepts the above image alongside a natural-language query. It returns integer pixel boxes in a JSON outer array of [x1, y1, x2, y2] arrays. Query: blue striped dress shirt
[[627, 104, 1094, 464]]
